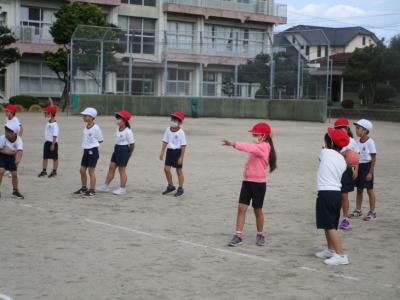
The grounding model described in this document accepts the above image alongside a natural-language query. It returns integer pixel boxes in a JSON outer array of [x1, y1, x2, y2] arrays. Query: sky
[[276, 0, 400, 43]]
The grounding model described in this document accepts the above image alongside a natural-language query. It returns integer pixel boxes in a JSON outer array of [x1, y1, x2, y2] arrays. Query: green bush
[[255, 87, 268, 98], [341, 99, 354, 109], [375, 84, 397, 103], [9, 95, 40, 109]]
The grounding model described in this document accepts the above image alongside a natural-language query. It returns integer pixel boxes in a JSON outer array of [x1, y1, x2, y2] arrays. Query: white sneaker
[[113, 187, 127, 195], [324, 253, 349, 266], [315, 249, 335, 259], [97, 184, 110, 192]]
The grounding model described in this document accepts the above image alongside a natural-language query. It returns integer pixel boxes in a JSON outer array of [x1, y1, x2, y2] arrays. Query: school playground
[[0, 113, 399, 300]]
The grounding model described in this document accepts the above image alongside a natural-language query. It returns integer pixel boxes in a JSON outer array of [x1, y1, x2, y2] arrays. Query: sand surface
[[0, 113, 399, 300]]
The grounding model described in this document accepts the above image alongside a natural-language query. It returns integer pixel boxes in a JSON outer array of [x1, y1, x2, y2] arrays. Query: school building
[[0, 0, 287, 101]]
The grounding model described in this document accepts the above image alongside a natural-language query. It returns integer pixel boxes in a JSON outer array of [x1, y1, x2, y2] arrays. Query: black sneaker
[[48, 170, 57, 178], [174, 187, 184, 197], [38, 171, 47, 177], [82, 189, 95, 198], [12, 190, 24, 199], [73, 187, 87, 195], [162, 185, 176, 195]]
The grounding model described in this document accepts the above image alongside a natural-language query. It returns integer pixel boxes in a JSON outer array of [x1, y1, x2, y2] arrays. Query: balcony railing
[[164, 0, 287, 18], [14, 25, 54, 44]]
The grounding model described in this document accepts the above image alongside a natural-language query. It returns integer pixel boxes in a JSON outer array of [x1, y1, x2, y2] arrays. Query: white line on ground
[[0, 293, 14, 300]]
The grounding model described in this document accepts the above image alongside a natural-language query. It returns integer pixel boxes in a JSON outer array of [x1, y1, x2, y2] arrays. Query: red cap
[[327, 128, 350, 148], [334, 117, 350, 128], [248, 122, 272, 135], [116, 110, 132, 121], [5, 104, 17, 113], [171, 111, 185, 121], [44, 106, 57, 114]]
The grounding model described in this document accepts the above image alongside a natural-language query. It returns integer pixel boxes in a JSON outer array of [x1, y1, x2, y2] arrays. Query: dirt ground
[[0, 113, 399, 300]]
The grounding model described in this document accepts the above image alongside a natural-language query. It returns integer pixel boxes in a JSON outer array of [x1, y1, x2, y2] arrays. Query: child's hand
[[352, 170, 358, 180], [159, 154, 164, 161], [222, 139, 233, 147], [366, 172, 373, 181], [177, 157, 183, 165], [50, 144, 55, 152]]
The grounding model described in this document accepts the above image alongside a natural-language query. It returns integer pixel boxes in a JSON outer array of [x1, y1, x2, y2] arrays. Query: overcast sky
[[276, 0, 400, 43]]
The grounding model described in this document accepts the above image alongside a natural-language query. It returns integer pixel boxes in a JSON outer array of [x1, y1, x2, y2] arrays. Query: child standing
[[73, 107, 103, 197], [97, 110, 135, 195], [334, 117, 359, 230], [351, 119, 377, 221], [0, 121, 24, 199], [5, 104, 23, 136], [159, 112, 186, 197], [38, 106, 60, 178], [222, 122, 277, 247], [315, 128, 349, 265]]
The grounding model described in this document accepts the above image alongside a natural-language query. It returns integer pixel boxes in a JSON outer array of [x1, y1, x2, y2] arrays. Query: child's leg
[[52, 159, 59, 171], [118, 166, 127, 188], [105, 162, 117, 185], [356, 188, 363, 211], [325, 229, 344, 254], [176, 168, 184, 188], [367, 188, 376, 212], [11, 171, 19, 190], [88, 167, 96, 190], [164, 166, 173, 186], [42, 159, 48, 170], [253, 208, 264, 233], [80, 166, 87, 187], [342, 192, 350, 218], [235, 203, 249, 233], [0, 168, 5, 185]]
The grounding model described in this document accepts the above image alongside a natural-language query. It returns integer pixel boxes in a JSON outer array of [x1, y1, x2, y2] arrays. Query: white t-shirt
[[341, 137, 359, 153], [115, 127, 135, 146], [0, 135, 23, 152], [6, 116, 21, 133], [45, 121, 60, 142], [357, 138, 377, 163], [162, 127, 187, 150], [317, 149, 347, 191], [82, 124, 103, 149]]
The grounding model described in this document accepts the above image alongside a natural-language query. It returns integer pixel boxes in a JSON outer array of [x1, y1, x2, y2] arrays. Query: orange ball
[[344, 150, 359, 167]]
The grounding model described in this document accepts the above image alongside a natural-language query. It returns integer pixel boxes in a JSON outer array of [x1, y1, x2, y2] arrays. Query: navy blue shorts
[[239, 181, 267, 209], [165, 149, 182, 169], [341, 167, 354, 193], [81, 147, 99, 168], [111, 145, 131, 167], [43, 141, 59, 160], [316, 191, 342, 230], [0, 154, 17, 172], [355, 162, 374, 189]]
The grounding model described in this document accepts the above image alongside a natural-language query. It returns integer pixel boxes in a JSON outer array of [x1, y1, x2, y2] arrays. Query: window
[[20, 61, 64, 94], [306, 46, 310, 56], [203, 71, 218, 96], [116, 69, 156, 95], [119, 17, 156, 54], [167, 21, 194, 50], [0, 70, 5, 95], [20, 6, 56, 43], [0, 12, 7, 25], [317, 46, 322, 57], [121, 0, 156, 6], [167, 69, 191, 96], [362, 36, 366, 46], [292, 35, 296, 44]]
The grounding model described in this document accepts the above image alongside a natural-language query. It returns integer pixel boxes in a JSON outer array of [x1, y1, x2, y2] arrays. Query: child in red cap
[[38, 106, 60, 178], [315, 128, 349, 266], [159, 112, 186, 197], [222, 122, 277, 247], [97, 110, 135, 195], [5, 104, 23, 136]]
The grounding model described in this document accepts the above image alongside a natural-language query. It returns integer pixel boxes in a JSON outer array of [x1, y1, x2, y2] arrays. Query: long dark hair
[[324, 133, 342, 151], [264, 135, 277, 172], [336, 126, 353, 138]]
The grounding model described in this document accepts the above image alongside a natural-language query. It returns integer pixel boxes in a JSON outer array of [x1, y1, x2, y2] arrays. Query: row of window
[[121, 0, 156, 6]]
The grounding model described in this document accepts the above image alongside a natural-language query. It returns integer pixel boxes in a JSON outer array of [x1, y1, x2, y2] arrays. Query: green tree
[[0, 26, 21, 94], [44, 2, 111, 110]]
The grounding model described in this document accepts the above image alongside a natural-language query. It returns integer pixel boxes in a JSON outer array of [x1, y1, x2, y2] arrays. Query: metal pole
[[99, 40, 104, 94], [297, 49, 301, 100], [269, 58, 274, 99], [199, 31, 203, 97], [163, 30, 168, 96], [70, 39, 74, 96]]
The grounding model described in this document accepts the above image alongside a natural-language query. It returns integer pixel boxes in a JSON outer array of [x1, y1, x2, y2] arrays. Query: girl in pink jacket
[[222, 122, 277, 247]]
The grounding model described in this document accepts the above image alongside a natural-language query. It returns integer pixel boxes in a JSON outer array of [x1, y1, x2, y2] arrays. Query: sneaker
[[48, 170, 57, 178], [38, 171, 47, 177], [73, 187, 87, 195], [82, 189, 95, 198], [112, 187, 127, 195], [12, 190, 24, 199], [162, 185, 176, 195], [256, 234, 265, 246], [324, 253, 349, 266], [339, 218, 350, 230], [350, 209, 362, 218], [228, 235, 243, 247], [363, 211, 377, 221], [315, 249, 335, 259], [174, 187, 184, 197], [97, 184, 110, 193]]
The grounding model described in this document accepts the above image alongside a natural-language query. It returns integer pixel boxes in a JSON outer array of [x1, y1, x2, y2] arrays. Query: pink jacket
[[234, 142, 271, 183]]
